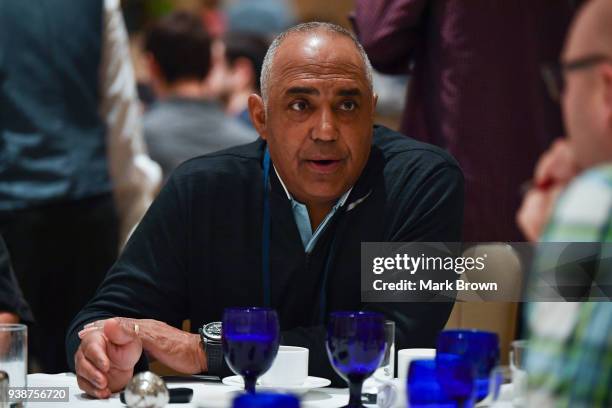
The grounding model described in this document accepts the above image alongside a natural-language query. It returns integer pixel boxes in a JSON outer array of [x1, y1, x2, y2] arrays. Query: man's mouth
[[305, 159, 344, 174]]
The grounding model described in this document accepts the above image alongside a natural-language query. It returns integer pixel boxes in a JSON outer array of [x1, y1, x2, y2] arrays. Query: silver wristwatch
[[199, 322, 223, 373]]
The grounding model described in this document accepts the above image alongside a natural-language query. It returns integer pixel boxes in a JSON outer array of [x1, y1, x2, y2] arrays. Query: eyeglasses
[[541, 54, 612, 101]]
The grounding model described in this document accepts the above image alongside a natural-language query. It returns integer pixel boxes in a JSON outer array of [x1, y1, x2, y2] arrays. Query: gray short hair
[[260, 22, 374, 106]]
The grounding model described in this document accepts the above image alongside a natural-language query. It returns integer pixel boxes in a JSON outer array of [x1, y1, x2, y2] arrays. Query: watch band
[[204, 338, 224, 374], [199, 325, 223, 374]]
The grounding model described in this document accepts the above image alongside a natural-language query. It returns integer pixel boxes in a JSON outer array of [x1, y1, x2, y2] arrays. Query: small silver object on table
[[124, 371, 169, 408]]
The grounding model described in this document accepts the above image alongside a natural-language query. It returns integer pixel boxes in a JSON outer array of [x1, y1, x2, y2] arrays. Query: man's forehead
[[271, 31, 368, 89], [563, 0, 612, 61]]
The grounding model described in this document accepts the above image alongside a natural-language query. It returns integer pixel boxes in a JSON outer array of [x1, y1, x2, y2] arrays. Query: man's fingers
[[78, 326, 99, 338], [75, 348, 108, 389], [76, 375, 111, 399], [81, 334, 110, 373], [535, 139, 578, 186], [535, 150, 557, 185], [102, 318, 143, 372], [103, 318, 138, 346], [517, 186, 563, 242], [84, 319, 110, 329], [80, 318, 131, 338]]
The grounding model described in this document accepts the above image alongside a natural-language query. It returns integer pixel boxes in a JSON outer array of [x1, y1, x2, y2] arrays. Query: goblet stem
[[244, 376, 257, 394], [346, 379, 365, 408]]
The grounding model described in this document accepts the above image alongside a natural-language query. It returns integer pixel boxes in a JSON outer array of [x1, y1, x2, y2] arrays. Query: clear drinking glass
[[362, 320, 395, 405], [0, 324, 27, 387], [486, 365, 513, 406], [510, 340, 529, 407], [0, 324, 27, 406], [364, 320, 395, 384]]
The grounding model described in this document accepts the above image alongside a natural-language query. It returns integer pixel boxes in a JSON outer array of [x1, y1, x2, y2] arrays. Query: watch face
[[203, 321, 222, 341]]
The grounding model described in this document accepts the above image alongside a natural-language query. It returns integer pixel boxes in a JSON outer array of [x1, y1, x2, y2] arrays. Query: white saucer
[[222, 375, 331, 395]]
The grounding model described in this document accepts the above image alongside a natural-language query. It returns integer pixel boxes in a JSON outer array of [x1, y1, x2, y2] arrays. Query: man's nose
[[312, 107, 339, 142]]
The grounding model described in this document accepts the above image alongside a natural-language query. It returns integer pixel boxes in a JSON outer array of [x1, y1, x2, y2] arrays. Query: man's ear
[[248, 93, 267, 140], [372, 92, 378, 114]]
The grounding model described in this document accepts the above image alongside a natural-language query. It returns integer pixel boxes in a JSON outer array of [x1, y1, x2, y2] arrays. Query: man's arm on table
[[282, 159, 464, 385], [68, 149, 463, 394], [65, 176, 199, 397]]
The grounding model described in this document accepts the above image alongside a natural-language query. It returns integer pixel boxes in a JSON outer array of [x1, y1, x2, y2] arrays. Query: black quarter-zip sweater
[[66, 125, 464, 385]]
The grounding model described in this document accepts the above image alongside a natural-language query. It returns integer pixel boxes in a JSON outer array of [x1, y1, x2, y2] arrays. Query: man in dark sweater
[[68, 22, 464, 398]]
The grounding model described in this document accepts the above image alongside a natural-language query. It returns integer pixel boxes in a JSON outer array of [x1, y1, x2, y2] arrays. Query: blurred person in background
[[143, 11, 257, 179], [353, 0, 581, 242], [0, 0, 160, 372], [225, 0, 295, 38], [0, 235, 33, 325], [518, 0, 612, 405], [220, 31, 270, 128]]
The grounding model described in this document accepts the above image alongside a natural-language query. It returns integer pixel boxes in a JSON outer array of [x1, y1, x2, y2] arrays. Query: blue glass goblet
[[436, 330, 499, 401], [326, 311, 386, 408], [222, 307, 280, 394], [408, 359, 454, 408], [436, 353, 476, 407], [232, 392, 300, 408]]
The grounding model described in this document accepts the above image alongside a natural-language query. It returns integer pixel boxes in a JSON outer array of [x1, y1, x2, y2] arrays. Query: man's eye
[[339, 100, 357, 111], [289, 101, 308, 111]]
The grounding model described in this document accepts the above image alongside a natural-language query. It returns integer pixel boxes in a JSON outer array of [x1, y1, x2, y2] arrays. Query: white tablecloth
[[25, 373, 513, 407], [25, 373, 350, 408]]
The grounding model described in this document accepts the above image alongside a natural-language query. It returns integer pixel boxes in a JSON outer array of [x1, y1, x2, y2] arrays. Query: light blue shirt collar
[[273, 166, 352, 253]]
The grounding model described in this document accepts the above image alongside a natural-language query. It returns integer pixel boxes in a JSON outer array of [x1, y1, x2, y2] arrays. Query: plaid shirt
[[527, 165, 612, 408]]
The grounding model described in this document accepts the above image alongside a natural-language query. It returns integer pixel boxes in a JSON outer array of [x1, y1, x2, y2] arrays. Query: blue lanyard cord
[[262, 148, 272, 307], [261, 146, 343, 323]]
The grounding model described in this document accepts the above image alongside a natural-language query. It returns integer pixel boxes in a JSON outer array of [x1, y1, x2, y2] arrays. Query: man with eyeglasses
[[518, 0, 612, 405]]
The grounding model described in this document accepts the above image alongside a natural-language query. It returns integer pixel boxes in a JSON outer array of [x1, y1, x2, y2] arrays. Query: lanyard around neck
[[262, 148, 272, 308], [261, 147, 341, 323]]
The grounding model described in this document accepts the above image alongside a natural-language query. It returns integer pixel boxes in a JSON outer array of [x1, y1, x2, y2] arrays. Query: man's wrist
[[193, 333, 207, 373]]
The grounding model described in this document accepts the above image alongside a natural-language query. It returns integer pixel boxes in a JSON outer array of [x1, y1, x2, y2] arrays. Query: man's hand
[[0, 312, 20, 356], [533, 139, 580, 189], [517, 185, 565, 242], [75, 318, 142, 398], [0, 311, 19, 324], [76, 317, 206, 398], [517, 139, 580, 241]]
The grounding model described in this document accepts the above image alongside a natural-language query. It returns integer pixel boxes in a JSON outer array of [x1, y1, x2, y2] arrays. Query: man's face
[[253, 32, 376, 206], [561, 9, 612, 169], [561, 57, 600, 169]]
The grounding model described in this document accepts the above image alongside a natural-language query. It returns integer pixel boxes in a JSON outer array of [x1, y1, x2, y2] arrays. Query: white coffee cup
[[397, 348, 436, 379], [260, 346, 309, 386]]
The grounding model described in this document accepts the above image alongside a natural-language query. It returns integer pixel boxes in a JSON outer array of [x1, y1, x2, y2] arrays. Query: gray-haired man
[[68, 22, 464, 398]]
